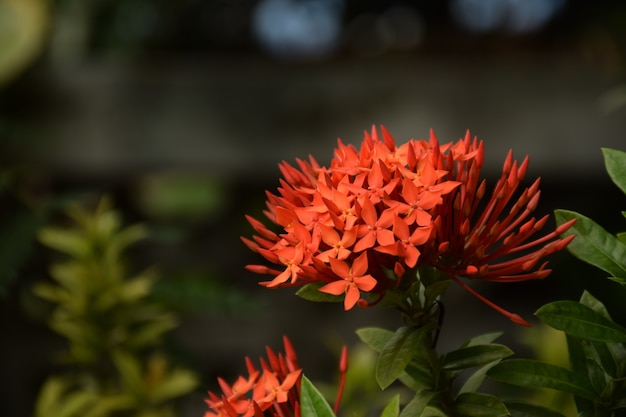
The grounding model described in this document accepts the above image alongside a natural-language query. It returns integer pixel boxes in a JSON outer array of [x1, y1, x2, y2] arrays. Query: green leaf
[[356, 327, 393, 352], [357, 327, 435, 391], [602, 148, 626, 196], [296, 283, 343, 303], [487, 359, 597, 400], [376, 326, 429, 389], [442, 344, 513, 371], [504, 401, 566, 417], [453, 392, 509, 417], [300, 375, 336, 417], [554, 210, 626, 281], [461, 332, 503, 348], [459, 360, 503, 394], [536, 301, 626, 343], [579, 290, 611, 319], [398, 391, 436, 417], [379, 395, 400, 417]]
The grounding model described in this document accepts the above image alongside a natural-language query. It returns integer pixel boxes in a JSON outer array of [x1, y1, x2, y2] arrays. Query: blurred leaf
[[152, 271, 262, 314], [135, 173, 226, 222], [536, 301, 626, 343], [150, 368, 198, 404], [300, 375, 336, 417], [34, 377, 98, 417], [453, 392, 508, 417], [602, 148, 626, 196], [504, 401, 566, 417], [376, 326, 430, 390], [125, 313, 178, 349], [113, 350, 144, 396], [487, 359, 597, 400], [39, 227, 89, 258], [0, 0, 48, 86], [441, 344, 513, 371], [380, 395, 400, 417], [554, 210, 626, 282]]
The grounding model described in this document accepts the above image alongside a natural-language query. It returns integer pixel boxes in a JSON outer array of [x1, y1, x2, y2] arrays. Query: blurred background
[[2, 0, 626, 415]]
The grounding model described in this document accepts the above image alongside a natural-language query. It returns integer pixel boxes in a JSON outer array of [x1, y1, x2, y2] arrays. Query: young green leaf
[[487, 359, 597, 400], [379, 395, 400, 417], [554, 209, 626, 281], [602, 148, 626, 196], [503, 401, 566, 417], [536, 301, 626, 343], [300, 375, 336, 417], [453, 392, 509, 417], [376, 326, 429, 389], [442, 344, 513, 371]]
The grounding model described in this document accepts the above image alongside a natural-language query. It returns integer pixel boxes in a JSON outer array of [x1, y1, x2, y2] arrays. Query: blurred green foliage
[[32, 197, 198, 417]]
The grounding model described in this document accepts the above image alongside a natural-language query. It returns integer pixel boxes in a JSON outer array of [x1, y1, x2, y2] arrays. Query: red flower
[[243, 126, 575, 325], [204, 336, 301, 417]]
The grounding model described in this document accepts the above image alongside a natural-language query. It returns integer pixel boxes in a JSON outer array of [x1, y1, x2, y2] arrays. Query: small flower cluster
[[242, 127, 575, 324], [204, 336, 302, 417]]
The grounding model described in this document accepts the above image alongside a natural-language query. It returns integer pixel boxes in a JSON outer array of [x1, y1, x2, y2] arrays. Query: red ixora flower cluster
[[204, 336, 302, 417], [242, 126, 575, 326]]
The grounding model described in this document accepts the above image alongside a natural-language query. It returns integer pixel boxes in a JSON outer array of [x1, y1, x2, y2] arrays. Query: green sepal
[[536, 300, 626, 343]]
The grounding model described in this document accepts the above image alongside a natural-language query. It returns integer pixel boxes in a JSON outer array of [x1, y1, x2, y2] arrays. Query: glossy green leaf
[[398, 391, 436, 417], [554, 209, 626, 281], [300, 375, 336, 417], [376, 326, 429, 389], [379, 395, 400, 417], [442, 344, 513, 371], [487, 359, 597, 400], [453, 392, 508, 417], [536, 301, 626, 343], [504, 401, 566, 417], [296, 283, 343, 303], [602, 148, 626, 196]]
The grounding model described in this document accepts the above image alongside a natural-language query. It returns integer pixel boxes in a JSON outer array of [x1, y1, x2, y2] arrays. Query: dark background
[[2, 0, 626, 416]]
